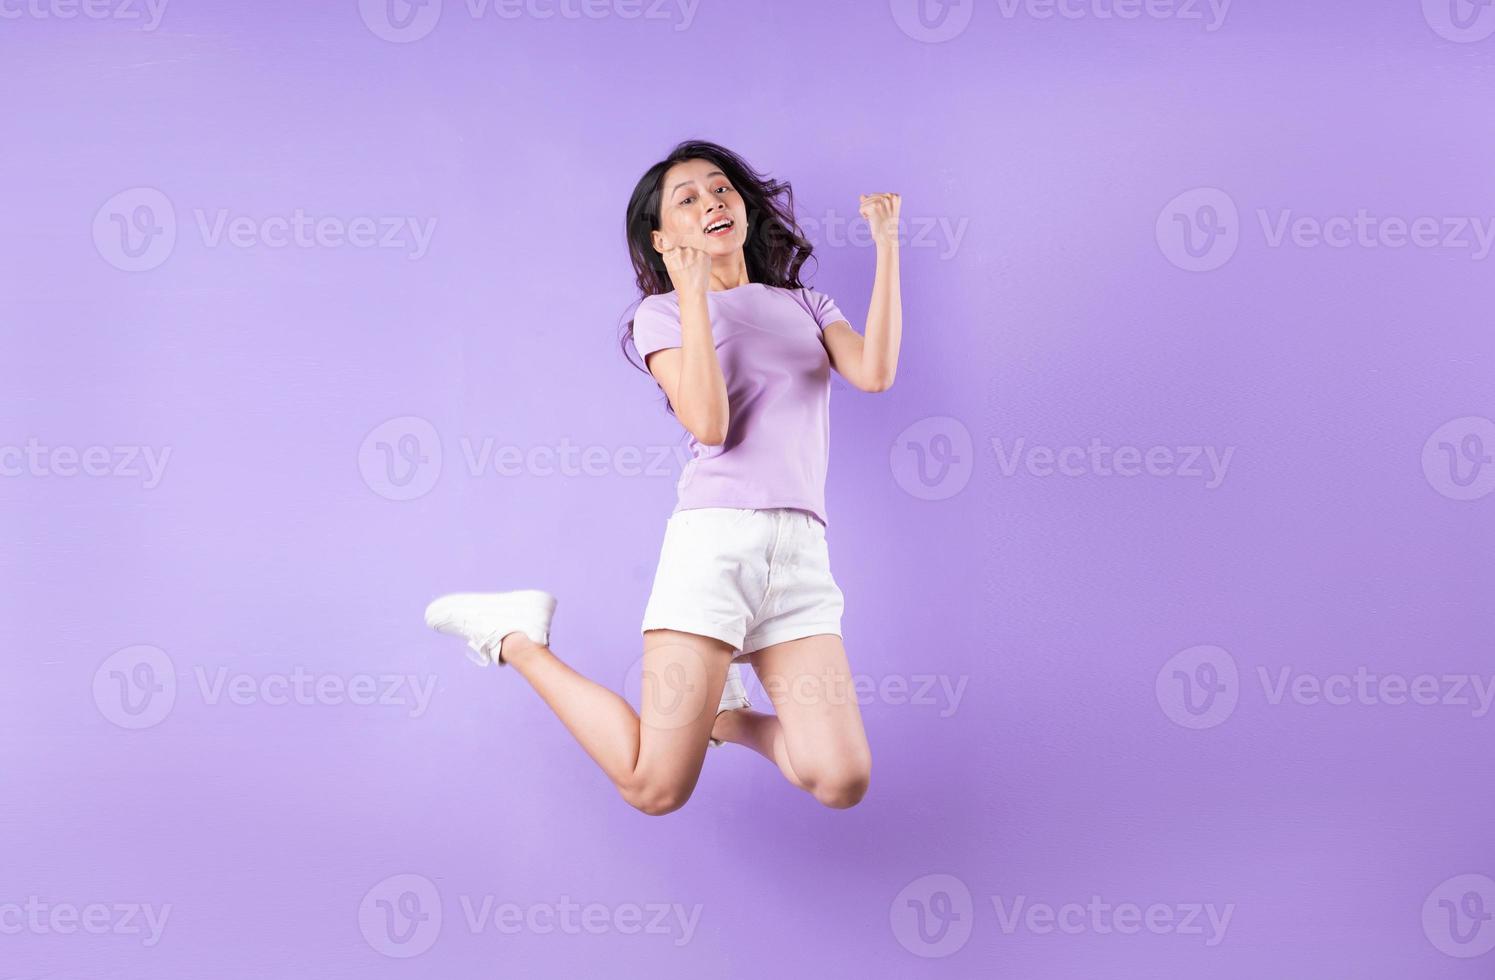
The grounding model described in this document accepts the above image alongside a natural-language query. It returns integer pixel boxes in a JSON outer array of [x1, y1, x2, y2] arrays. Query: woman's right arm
[[646, 245, 730, 446]]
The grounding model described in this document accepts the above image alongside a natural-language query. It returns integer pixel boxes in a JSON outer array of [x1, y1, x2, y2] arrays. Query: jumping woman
[[423, 139, 902, 815]]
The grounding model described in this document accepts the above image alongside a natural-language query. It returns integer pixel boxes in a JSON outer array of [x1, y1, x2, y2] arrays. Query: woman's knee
[[619, 774, 696, 816], [800, 755, 872, 809]]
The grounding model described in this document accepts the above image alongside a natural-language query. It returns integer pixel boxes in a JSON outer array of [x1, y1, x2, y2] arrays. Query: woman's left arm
[[823, 192, 902, 393]]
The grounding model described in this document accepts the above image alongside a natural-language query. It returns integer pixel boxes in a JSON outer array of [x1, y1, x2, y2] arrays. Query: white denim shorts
[[640, 506, 845, 662]]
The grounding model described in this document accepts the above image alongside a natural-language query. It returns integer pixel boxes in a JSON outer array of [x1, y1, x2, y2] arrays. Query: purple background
[[4, 0, 1493, 976]]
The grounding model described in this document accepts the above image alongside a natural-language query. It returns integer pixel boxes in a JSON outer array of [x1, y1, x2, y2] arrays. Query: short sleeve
[[632, 295, 682, 360], [800, 287, 849, 332]]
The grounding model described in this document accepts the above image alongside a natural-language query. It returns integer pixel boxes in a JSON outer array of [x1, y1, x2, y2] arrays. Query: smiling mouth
[[704, 218, 735, 237]]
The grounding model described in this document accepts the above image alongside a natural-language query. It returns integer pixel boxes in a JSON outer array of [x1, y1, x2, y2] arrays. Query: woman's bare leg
[[709, 633, 872, 808], [498, 627, 734, 815], [710, 707, 807, 787]]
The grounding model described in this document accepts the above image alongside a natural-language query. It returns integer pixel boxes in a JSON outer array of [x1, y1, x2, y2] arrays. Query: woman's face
[[651, 157, 748, 258]]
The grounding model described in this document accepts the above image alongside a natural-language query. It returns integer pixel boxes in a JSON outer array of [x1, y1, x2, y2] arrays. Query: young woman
[[424, 140, 902, 815]]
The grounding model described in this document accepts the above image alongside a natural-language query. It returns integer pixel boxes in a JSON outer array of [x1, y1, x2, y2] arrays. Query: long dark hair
[[619, 139, 818, 375]]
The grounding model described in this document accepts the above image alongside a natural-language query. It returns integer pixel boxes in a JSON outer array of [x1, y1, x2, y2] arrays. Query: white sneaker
[[423, 589, 557, 667], [708, 662, 752, 748]]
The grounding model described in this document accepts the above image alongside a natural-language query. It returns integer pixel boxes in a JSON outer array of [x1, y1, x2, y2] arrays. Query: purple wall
[[4, 0, 1493, 976]]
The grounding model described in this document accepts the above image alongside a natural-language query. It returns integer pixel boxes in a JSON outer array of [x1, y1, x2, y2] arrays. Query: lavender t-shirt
[[633, 282, 849, 527]]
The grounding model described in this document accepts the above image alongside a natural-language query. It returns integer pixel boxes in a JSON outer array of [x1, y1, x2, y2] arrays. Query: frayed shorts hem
[[639, 619, 743, 654], [639, 620, 843, 663], [741, 623, 843, 656]]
